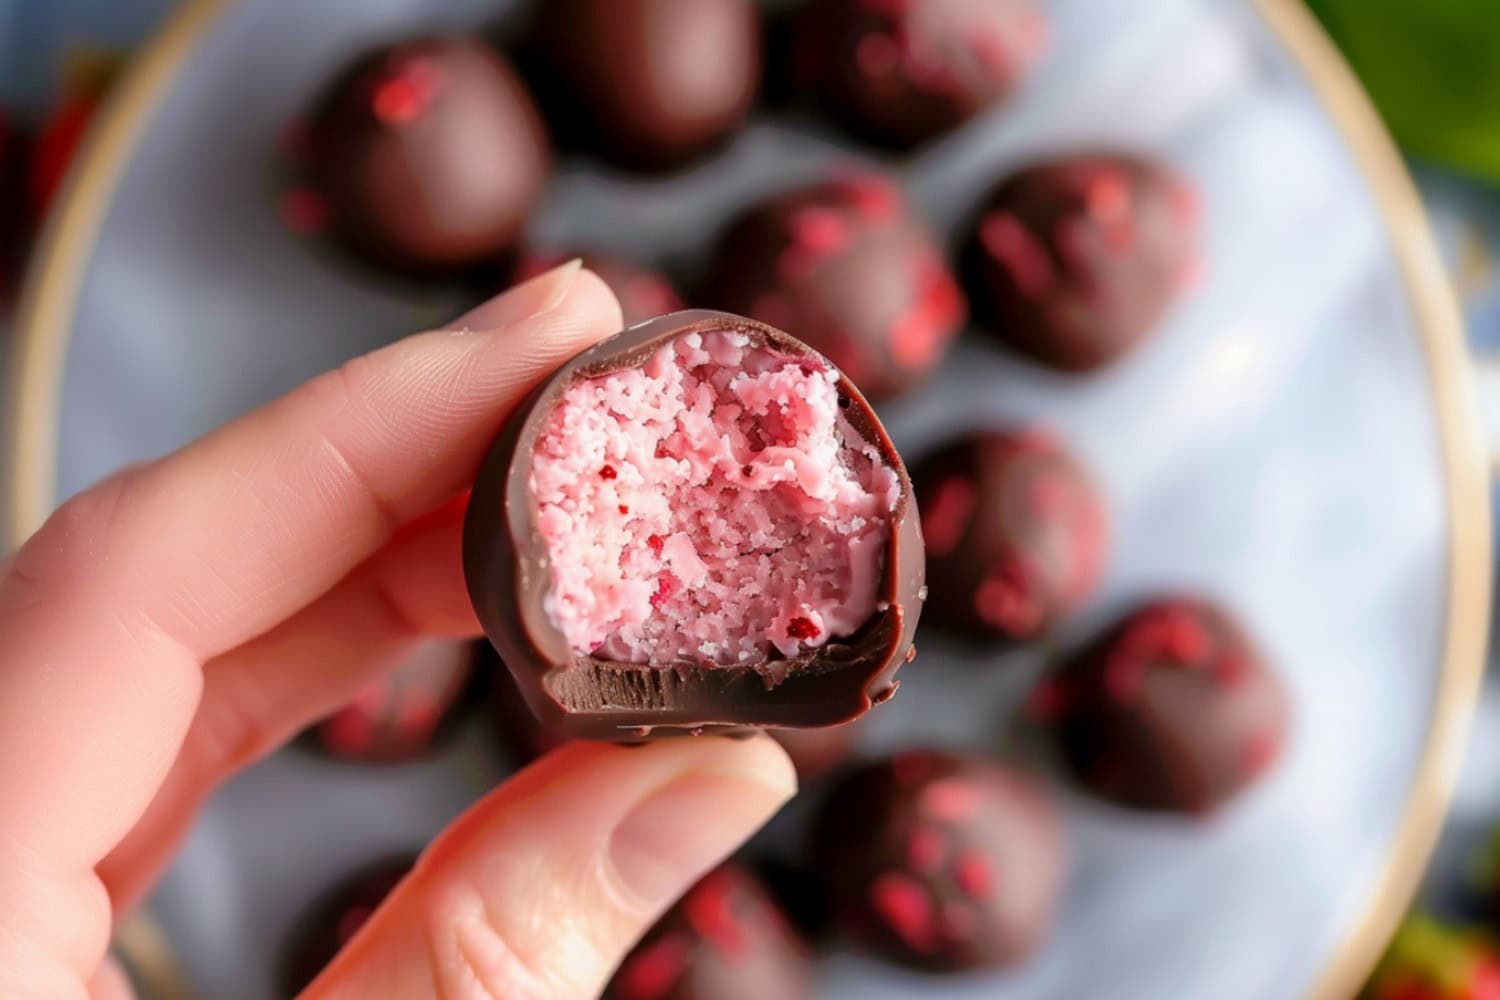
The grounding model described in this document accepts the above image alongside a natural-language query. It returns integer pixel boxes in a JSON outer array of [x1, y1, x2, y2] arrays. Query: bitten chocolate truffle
[[961, 153, 1201, 372], [533, 0, 760, 171], [793, 0, 1050, 147], [1034, 598, 1288, 814], [605, 866, 813, 1000], [312, 640, 475, 763], [305, 36, 549, 275], [706, 172, 965, 401], [464, 310, 924, 739], [517, 250, 685, 327], [813, 750, 1064, 972], [278, 854, 413, 997], [913, 428, 1105, 644]]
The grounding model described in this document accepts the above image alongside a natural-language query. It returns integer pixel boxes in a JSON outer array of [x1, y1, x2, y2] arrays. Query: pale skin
[[0, 262, 798, 1000]]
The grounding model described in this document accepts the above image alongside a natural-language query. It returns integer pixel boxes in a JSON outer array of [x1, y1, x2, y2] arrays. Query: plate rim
[[1, 0, 1488, 996]]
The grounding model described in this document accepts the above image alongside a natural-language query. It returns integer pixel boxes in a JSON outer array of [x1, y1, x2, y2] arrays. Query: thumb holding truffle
[[298, 737, 795, 1000]]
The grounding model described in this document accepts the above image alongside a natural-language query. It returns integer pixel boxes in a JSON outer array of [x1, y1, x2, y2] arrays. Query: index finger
[[0, 265, 621, 874]]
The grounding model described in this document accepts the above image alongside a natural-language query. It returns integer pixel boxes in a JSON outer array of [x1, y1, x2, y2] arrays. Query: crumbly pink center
[[531, 330, 899, 666]]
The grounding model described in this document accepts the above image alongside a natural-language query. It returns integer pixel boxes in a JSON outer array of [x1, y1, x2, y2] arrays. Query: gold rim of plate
[[2, 0, 1489, 996]]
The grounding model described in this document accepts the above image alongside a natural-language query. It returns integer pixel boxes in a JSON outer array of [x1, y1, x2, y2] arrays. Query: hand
[[0, 262, 797, 1000]]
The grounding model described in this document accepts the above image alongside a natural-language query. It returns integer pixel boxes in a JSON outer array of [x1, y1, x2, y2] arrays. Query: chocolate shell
[[278, 854, 414, 997], [463, 310, 924, 740]]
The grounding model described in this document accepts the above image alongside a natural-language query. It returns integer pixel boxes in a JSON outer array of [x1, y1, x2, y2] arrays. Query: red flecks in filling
[[684, 874, 751, 960], [921, 476, 977, 556], [619, 505, 630, 515], [371, 58, 443, 126], [973, 556, 1043, 636], [279, 188, 328, 235], [869, 872, 937, 953], [906, 827, 948, 873], [953, 850, 997, 900], [920, 779, 980, 822], [532, 330, 898, 665], [599, 465, 618, 480], [980, 212, 1055, 299], [615, 933, 694, 1000]]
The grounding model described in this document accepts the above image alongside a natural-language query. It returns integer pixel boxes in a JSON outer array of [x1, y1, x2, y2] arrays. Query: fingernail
[[449, 258, 582, 332], [609, 751, 795, 908]]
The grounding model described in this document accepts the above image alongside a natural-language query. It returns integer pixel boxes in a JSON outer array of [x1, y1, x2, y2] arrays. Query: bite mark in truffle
[[464, 310, 924, 738]]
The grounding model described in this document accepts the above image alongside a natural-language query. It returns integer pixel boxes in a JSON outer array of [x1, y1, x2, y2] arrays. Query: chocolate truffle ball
[[278, 854, 413, 996], [605, 866, 813, 1000], [312, 640, 475, 763], [706, 172, 965, 401], [305, 36, 549, 275], [1035, 598, 1288, 814], [534, 0, 760, 171], [961, 153, 1201, 372], [813, 750, 1064, 972], [912, 428, 1105, 644], [1362, 915, 1500, 1000], [464, 310, 924, 739], [517, 250, 685, 327], [793, 0, 1050, 147], [768, 723, 860, 779]]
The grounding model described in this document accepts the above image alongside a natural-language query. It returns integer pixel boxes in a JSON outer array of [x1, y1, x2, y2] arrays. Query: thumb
[[300, 734, 797, 1000]]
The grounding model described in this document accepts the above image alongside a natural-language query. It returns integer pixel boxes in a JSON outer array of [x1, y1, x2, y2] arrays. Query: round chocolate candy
[[705, 171, 965, 402], [532, 0, 760, 171], [605, 866, 813, 1000], [912, 428, 1105, 644], [311, 640, 475, 764], [464, 310, 924, 739], [278, 854, 414, 997], [1033, 597, 1288, 814], [812, 749, 1065, 972], [960, 153, 1201, 372], [516, 250, 685, 327], [304, 36, 549, 275], [793, 0, 1050, 148]]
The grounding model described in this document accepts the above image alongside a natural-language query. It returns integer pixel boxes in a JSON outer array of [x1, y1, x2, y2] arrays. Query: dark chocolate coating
[[1035, 597, 1288, 814], [311, 640, 475, 764], [533, 0, 760, 171], [793, 0, 1049, 147], [912, 428, 1105, 644], [306, 36, 549, 275], [463, 309, 925, 740], [813, 750, 1064, 972], [961, 153, 1201, 372], [605, 866, 813, 1000], [517, 250, 685, 327], [705, 172, 965, 401], [278, 854, 414, 997]]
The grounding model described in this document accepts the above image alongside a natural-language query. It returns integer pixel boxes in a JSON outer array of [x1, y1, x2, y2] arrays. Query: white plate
[[4, 0, 1488, 997]]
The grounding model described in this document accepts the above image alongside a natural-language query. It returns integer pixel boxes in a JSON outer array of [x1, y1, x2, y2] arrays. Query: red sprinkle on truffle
[[684, 873, 751, 959], [921, 476, 978, 556], [921, 779, 980, 822], [953, 850, 997, 900], [371, 58, 442, 126], [980, 212, 1055, 299], [614, 933, 693, 1000], [789, 206, 852, 257], [870, 872, 937, 953], [973, 558, 1043, 636]]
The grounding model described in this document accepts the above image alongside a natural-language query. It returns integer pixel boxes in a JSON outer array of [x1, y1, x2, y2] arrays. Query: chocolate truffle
[[961, 153, 1201, 372], [605, 866, 813, 1000], [705, 172, 965, 401], [305, 36, 549, 275], [793, 0, 1050, 147], [1034, 598, 1288, 814], [517, 250, 685, 327], [312, 640, 475, 763], [533, 0, 760, 171], [912, 428, 1105, 644], [464, 310, 924, 740], [278, 854, 413, 997], [813, 749, 1064, 972]]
